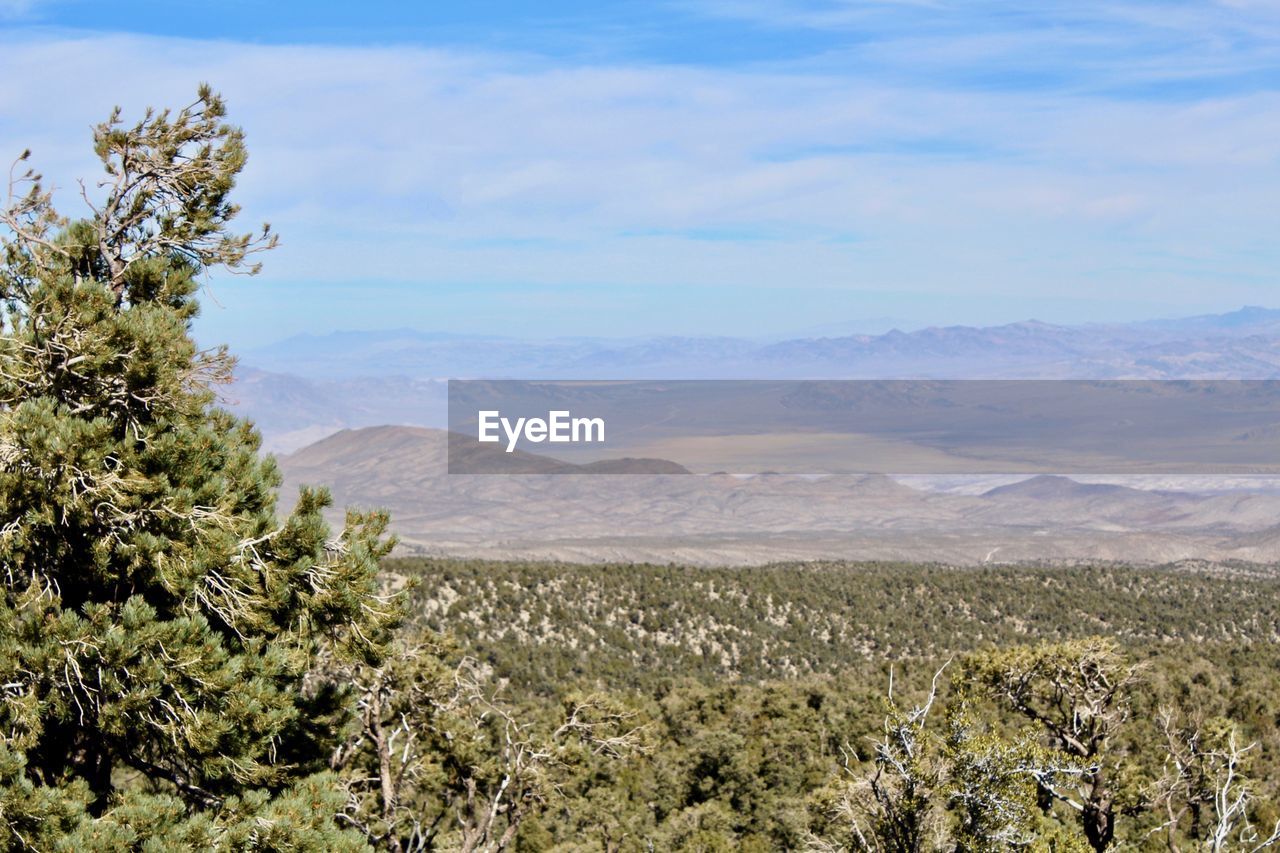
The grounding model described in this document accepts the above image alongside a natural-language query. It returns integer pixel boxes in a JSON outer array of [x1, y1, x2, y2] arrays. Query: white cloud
[[690, 0, 1280, 89], [0, 29, 1277, 334]]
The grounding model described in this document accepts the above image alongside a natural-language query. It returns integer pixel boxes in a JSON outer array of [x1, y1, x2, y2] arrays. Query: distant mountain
[[755, 320, 1102, 374], [1135, 306, 1280, 335], [232, 307, 1280, 451], [983, 475, 1157, 500], [242, 306, 1280, 381]]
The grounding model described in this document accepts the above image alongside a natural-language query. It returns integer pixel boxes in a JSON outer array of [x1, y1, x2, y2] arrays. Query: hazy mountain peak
[[983, 475, 1141, 500], [241, 305, 1280, 382]]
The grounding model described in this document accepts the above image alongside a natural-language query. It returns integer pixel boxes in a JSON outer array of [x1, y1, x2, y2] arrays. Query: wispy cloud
[[0, 20, 1276, 341], [689, 0, 1280, 95]]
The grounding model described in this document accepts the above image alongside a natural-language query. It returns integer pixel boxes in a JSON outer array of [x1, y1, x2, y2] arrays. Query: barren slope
[[277, 427, 1280, 565]]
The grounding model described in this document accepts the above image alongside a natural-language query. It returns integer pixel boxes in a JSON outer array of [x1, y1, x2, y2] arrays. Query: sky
[[1, 0, 1279, 347]]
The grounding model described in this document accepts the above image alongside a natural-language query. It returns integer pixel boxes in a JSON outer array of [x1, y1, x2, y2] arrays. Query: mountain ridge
[[241, 306, 1280, 381], [231, 306, 1280, 453]]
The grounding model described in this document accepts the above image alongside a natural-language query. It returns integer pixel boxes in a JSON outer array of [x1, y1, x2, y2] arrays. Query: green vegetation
[[0, 88, 399, 847], [4, 90, 1279, 851], [395, 558, 1280, 689], [389, 557, 1280, 851]]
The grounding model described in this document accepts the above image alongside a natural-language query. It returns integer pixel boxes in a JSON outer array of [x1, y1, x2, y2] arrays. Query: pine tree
[[0, 87, 398, 848]]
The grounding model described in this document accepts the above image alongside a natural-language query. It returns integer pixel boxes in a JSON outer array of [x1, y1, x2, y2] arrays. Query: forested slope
[[385, 558, 1280, 850], [395, 559, 1280, 691]]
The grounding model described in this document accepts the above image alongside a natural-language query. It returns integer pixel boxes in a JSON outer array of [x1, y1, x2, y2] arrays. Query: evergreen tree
[[0, 87, 397, 848]]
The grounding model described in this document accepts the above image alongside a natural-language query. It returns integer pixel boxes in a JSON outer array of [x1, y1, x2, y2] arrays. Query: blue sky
[[2, 1, 1279, 346]]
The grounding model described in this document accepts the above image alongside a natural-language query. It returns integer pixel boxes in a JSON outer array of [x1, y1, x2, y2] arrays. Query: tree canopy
[[0, 86, 397, 848]]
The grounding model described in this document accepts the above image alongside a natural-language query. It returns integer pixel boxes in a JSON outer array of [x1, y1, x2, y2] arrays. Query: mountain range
[[230, 306, 1280, 452]]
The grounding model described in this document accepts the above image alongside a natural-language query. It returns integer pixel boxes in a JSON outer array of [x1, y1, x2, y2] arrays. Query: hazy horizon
[[226, 301, 1279, 353]]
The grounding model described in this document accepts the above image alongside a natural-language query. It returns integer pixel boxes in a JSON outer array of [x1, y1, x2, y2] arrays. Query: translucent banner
[[447, 380, 1280, 475]]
